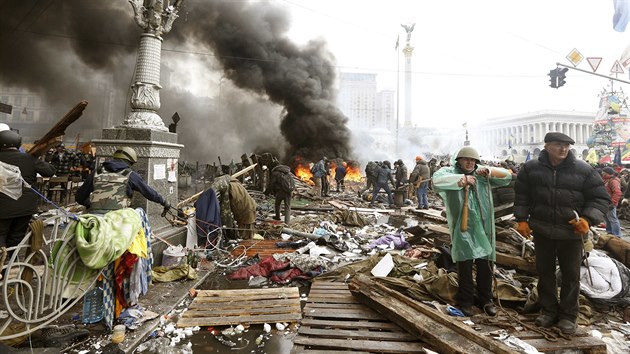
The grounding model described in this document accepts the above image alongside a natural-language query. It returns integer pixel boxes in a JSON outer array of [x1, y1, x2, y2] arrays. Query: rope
[[492, 267, 566, 342], [29, 186, 78, 221]]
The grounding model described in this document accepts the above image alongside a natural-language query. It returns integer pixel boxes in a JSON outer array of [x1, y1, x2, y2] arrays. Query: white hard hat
[[0, 123, 9, 132]]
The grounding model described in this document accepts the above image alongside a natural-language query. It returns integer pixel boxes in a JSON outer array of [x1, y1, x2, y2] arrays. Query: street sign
[[586, 57, 602, 72], [611, 60, 625, 74], [0, 102, 12, 114], [566, 48, 584, 67]]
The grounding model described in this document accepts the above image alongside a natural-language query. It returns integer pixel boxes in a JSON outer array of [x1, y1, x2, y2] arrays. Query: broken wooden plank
[[177, 287, 302, 327], [349, 274, 517, 354], [292, 281, 427, 354]]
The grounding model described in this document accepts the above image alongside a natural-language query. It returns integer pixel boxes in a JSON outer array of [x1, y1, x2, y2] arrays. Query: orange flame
[[292, 156, 315, 185], [345, 164, 362, 182]]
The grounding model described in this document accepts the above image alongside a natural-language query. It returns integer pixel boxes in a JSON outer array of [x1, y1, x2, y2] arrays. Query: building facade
[[337, 72, 396, 131], [470, 110, 595, 162]]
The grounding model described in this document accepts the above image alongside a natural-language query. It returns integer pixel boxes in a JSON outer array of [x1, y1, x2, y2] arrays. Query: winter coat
[[335, 165, 347, 182], [312, 160, 327, 178], [267, 165, 295, 194], [603, 174, 622, 207], [433, 157, 511, 262], [375, 165, 395, 186], [76, 159, 166, 209], [410, 160, 431, 186], [395, 164, 408, 184], [229, 177, 257, 224], [514, 150, 609, 240], [0, 149, 55, 218]]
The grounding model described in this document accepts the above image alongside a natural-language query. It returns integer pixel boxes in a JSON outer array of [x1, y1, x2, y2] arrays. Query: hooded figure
[[432, 146, 511, 317]]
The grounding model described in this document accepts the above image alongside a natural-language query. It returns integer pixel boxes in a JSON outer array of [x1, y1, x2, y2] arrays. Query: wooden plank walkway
[[177, 287, 302, 328], [292, 281, 427, 353]]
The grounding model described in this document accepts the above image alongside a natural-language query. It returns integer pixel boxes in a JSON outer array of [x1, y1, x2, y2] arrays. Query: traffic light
[[548, 69, 558, 88], [557, 68, 568, 87]]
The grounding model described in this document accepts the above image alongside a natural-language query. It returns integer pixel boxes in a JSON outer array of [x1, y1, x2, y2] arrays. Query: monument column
[[92, 0, 184, 230], [401, 23, 415, 128]]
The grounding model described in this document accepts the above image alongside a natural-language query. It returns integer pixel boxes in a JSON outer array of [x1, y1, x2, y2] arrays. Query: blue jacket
[[76, 159, 166, 208]]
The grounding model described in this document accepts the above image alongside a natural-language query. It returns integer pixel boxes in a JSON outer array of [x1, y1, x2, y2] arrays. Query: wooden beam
[[349, 274, 518, 354], [27, 101, 88, 157]]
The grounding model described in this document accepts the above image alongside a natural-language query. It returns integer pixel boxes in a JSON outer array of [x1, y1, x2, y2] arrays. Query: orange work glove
[[514, 221, 532, 237], [569, 217, 589, 235]]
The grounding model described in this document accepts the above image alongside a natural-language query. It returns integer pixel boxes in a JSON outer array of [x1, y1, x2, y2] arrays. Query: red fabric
[[227, 256, 290, 280], [114, 251, 138, 310], [270, 268, 304, 283], [604, 175, 622, 206]]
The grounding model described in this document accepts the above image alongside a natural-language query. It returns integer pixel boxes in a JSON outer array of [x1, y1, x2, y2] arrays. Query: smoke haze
[[0, 0, 352, 163]]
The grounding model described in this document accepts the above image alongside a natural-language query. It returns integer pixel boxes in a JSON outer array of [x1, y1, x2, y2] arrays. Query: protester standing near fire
[[432, 146, 511, 317], [334, 161, 346, 192], [310, 156, 326, 198], [514, 132, 609, 334]]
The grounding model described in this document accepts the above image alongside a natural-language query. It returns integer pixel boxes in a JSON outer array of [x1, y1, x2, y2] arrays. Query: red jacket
[[604, 174, 622, 207]]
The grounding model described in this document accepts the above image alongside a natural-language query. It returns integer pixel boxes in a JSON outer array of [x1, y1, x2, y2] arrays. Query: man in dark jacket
[[394, 159, 408, 188], [76, 146, 170, 214], [358, 161, 380, 197], [0, 130, 55, 250], [334, 162, 347, 192], [514, 132, 609, 335], [266, 164, 295, 224], [370, 160, 395, 207]]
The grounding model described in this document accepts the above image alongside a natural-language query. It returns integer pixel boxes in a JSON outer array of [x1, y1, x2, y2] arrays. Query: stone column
[[92, 0, 185, 231]]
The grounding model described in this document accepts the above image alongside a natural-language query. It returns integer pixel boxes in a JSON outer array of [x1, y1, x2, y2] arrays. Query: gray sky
[[265, 0, 630, 128]]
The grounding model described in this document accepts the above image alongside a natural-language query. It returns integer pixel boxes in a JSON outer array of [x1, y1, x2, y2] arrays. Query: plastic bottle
[[112, 324, 126, 344]]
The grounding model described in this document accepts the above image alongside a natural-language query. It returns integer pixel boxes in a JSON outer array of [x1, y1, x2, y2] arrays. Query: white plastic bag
[[0, 160, 25, 200]]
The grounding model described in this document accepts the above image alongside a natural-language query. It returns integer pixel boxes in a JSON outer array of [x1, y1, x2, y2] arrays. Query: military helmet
[[0, 130, 22, 149], [455, 146, 480, 162], [113, 146, 138, 164]]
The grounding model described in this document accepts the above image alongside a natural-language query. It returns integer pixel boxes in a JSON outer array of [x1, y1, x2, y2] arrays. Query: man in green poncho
[[432, 146, 511, 317]]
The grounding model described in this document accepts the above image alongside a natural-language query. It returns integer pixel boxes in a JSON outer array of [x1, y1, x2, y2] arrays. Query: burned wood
[[349, 274, 517, 354], [28, 101, 88, 157]]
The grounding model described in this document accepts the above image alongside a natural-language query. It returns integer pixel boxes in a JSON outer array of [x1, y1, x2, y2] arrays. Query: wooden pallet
[[177, 287, 302, 327], [230, 239, 294, 258], [292, 281, 427, 353]]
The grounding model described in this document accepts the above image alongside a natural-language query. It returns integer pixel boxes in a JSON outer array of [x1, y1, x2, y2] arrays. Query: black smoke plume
[[0, 0, 352, 162]]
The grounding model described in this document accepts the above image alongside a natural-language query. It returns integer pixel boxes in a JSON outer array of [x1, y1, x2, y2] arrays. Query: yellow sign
[[566, 48, 583, 67]]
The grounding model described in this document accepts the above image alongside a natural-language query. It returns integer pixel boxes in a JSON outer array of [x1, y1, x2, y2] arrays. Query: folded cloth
[[74, 208, 142, 269]]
